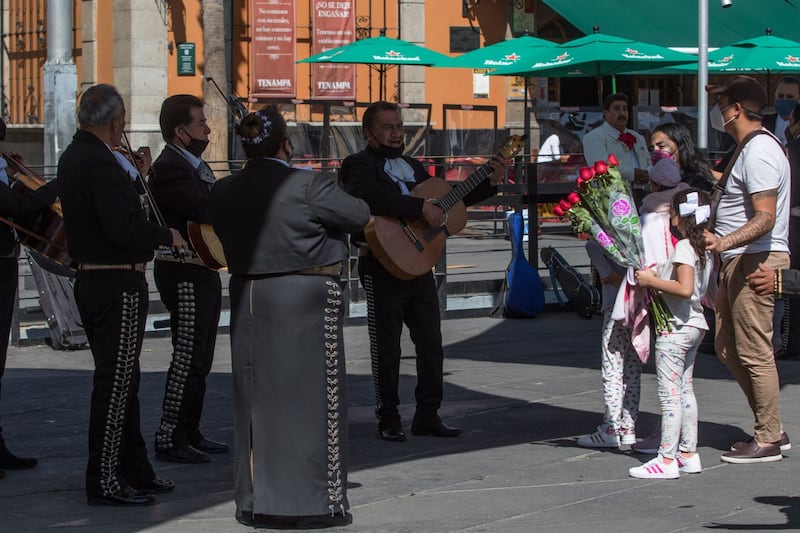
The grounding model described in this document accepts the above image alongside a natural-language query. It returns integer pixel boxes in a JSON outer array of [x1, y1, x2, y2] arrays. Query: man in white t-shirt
[[703, 75, 791, 464]]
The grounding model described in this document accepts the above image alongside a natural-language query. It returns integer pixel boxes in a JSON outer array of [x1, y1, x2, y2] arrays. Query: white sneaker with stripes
[[628, 456, 679, 479], [576, 425, 620, 448]]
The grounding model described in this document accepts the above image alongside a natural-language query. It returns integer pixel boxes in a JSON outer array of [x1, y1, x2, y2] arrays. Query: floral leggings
[[655, 325, 704, 459], [601, 311, 642, 436]]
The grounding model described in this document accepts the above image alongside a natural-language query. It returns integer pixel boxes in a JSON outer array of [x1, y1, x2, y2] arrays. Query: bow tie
[[618, 132, 636, 151]]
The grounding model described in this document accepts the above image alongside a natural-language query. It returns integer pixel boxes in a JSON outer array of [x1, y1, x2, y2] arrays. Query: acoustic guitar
[[364, 135, 525, 280], [186, 221, 227, 270]]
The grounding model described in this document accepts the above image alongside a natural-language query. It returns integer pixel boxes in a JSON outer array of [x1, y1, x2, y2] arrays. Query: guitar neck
[[437, 161, 493, 212]]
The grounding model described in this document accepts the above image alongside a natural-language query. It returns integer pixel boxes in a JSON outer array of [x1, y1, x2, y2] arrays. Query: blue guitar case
[[501, 212, 545, 318]]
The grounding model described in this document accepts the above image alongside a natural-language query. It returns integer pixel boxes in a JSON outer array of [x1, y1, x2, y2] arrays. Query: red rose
[[607, 154, 619, 166], [579, 167, 594, 181], [553, 205, 565, 217], [567, 192, 581, 205], [594, 161, 608, 175], [558, 199, 572, 211]]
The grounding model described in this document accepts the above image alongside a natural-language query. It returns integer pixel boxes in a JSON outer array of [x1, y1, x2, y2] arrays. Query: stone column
[[113, 0, 167, 151], [398, 0, 426, 105], [44, 0, 77, 167]]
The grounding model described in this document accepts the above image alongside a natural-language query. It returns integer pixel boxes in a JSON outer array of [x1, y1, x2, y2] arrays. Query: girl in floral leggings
[[628, 189, 713, 479]]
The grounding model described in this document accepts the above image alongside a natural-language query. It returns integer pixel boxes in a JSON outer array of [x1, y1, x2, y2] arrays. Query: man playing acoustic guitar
[[341, 101, 507, 442]]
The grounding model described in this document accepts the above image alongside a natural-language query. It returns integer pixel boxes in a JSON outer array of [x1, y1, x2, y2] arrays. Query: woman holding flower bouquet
[[628, 189, 713, 479]]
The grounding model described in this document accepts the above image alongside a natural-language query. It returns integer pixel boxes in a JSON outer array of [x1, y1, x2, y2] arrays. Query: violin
[[1, 151, 77, 276], [111, 145, 152, 177], [3, 152, 63, 218]]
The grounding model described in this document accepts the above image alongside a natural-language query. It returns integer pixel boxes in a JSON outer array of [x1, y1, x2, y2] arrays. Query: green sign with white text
[[177, 43, 195, 76]]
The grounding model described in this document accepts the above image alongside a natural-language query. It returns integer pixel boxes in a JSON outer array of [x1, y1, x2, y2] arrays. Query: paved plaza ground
[[1, 311, 800, 532]]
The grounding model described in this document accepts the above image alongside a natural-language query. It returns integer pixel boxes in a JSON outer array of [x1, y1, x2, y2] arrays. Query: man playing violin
[[0, 119, 58, 479], [149, 94, 227, 464], [56, 84, 188, 506]]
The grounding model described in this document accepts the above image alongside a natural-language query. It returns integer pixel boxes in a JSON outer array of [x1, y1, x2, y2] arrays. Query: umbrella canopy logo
[[532, 51, 573, 69], [778, 54, 800, 67], [373, 49, 420, 62], [622, 47, 664, 60]]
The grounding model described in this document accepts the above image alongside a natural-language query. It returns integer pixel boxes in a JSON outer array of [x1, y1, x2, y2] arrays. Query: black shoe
[[411, 422, 463, 437], [378, 427, 407, 442], [87, 486, 156, 506], [130, 476, 175, 494], [0, 447, 38, 470], [237, 511, 352, 529], [191, 437, 229, 454], [155, 444, 211, 464]]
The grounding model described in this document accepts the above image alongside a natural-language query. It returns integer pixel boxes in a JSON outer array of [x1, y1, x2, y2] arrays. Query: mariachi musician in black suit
[[57, 84, 187, 506], [210, 106, 369, 528], [0, 119, 58, 478], [340, 101, 506, 442], [149, 95, 227, 464]]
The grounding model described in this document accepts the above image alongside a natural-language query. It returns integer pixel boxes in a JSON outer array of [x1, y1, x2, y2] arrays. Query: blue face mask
[[775, 98, 797, 118]]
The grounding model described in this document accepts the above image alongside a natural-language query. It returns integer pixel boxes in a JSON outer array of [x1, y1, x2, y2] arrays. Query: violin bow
[[120, 131, 184, 261]]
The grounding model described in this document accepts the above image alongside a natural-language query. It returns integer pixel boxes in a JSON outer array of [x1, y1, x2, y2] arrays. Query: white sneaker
[[676, 453, 702, 474], [576, 425, 620, 448], [628, 456, 679, 479], [620, 432, 637, 446]]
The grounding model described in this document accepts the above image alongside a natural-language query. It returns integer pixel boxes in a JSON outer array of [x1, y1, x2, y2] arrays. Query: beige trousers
[[715, 251, 790, 444]]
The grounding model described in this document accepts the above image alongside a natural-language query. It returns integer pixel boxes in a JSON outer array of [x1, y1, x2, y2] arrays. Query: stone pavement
[[1, 313, 800, 532]]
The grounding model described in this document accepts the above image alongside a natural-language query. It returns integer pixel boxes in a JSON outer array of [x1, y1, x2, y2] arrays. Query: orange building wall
[[423, 1, 510, 128], [227, 0, 514, 127], [165, 1, 206, 98]]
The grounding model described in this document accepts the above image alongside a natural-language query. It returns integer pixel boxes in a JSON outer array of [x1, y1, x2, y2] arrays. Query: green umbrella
[[640, 31, 800, 94], [490, 29, 696, 104], [297, 36, 450, 99], [435, 35, 555, 70], [706, 34, 800, 72]]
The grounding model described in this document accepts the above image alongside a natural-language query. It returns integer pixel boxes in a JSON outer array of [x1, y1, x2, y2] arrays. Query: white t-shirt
[[536, 134, 561, 163], [714, 132, 790, 263], [658, 239, 712, 330]]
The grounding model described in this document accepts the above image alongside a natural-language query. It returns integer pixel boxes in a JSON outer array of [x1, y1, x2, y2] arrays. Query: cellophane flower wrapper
[[562, 160, 673, 362]]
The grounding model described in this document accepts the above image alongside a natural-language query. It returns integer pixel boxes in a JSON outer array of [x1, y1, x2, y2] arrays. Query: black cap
[[706, 75, 767, 113]]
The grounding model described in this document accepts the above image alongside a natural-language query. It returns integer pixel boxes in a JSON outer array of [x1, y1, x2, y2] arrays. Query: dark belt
[[295, 262, 342, 276], [78, 262, 147, 273], [239, 262, 342, 280]]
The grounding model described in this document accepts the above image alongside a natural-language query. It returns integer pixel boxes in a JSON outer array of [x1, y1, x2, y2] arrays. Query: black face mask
[[375, 143, 405, 159], [180, 128, 209, 157]]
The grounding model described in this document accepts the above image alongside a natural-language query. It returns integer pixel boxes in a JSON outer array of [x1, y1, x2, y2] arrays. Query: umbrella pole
[[596, 76, 604, 107], [611, 74, 617, 94]]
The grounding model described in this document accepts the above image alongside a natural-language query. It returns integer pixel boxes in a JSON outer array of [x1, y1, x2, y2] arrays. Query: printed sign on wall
[[312, 1, 356, 100], [250, 0, 296, 98]]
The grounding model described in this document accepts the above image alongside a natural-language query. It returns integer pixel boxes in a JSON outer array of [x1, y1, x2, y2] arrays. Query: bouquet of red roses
[[553, 155, 671, 362]]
